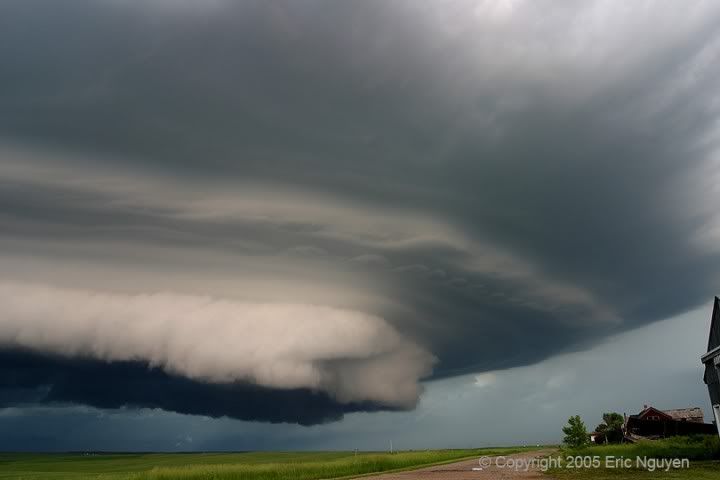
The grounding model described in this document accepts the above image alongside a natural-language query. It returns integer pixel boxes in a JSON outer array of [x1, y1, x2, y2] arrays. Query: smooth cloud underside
[[2, 0, 720, 424], [0, 282, 434, 408], [0, 348, 397, 425]]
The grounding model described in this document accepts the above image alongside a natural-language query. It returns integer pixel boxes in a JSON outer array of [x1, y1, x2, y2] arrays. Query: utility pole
[[390, 440, 393, 454]]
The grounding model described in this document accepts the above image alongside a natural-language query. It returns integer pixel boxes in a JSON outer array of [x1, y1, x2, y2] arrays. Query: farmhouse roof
[[629, 406, 703, 422], [629, 406, 672, 420], [662, 407, 703, 421]]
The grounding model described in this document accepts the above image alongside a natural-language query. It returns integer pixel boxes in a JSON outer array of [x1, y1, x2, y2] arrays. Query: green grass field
[[0, 447, 533, 480], [547, 436, 720, 480]]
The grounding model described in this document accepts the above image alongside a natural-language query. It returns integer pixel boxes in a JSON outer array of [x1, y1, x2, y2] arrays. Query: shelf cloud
[[2, 0, 720, 425], [0, 282, 433, 409]]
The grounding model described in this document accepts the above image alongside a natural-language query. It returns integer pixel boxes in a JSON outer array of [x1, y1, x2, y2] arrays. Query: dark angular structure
[[701, 296, 720, 435], [624, 406, 716, 440]]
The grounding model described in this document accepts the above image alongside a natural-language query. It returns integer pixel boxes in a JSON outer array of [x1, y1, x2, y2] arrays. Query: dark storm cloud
[[0, 349, 389, 425], [2, 0, 720, 424]]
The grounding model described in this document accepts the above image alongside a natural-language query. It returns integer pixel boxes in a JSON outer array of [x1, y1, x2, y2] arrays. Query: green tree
[[594, 412, 624, 444], [562, 415, 590, 448]]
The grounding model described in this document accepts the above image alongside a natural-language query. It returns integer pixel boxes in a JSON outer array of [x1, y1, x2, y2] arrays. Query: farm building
[[663, 407, 705, 423], [701, 296, 720, 435], [623, 405, 716, 440], [629, 406, 704, 423]]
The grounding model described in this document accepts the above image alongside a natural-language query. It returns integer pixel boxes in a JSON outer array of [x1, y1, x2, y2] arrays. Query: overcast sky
[[1, 0, 720, 450]]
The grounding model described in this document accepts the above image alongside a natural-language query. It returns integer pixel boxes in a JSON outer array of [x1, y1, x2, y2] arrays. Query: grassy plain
[[0, 447, 534, 480], [547, 436, 720, 480]]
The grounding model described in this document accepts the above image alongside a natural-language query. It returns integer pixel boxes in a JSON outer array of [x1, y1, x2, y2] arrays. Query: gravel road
[[359, 450, 556, 480]]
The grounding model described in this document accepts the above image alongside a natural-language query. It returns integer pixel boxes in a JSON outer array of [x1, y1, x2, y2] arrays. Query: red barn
[[624, 405, 716, 440]]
